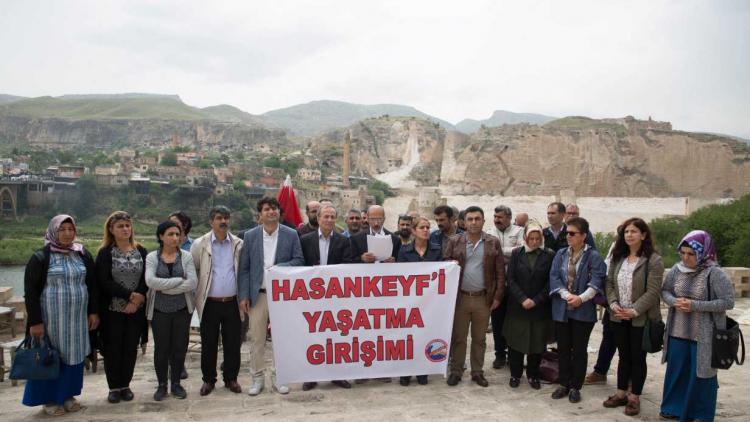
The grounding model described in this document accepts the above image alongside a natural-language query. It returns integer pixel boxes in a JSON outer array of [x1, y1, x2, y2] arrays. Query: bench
[[0, 338, 25, 386], [0, 306, 16, 338]]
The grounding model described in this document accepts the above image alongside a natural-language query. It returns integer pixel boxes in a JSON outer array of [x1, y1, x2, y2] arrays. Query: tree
[[160, 151, 178, 166], [264, 156, 282, 168]]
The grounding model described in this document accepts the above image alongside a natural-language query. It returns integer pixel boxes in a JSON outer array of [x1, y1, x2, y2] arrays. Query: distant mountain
[[200, 104, 267, 126], [0, 94, 25, 105], [455, 110, 557, 134], [261, 100, 455, 136]]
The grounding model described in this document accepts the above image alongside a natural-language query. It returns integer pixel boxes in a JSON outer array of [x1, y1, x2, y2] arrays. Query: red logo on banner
[[424, 339, 448, 362]]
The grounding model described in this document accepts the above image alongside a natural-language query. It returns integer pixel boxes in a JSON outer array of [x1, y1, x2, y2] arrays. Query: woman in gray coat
[[659, 230, 734, 422], [602, 218, 663, 416]]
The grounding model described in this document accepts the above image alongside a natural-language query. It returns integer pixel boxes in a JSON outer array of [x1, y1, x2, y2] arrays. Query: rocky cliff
[[440, 119, 750, 198]]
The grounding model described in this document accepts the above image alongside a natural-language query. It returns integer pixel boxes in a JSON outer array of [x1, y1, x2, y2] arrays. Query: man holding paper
[[349, 205, 401, 263]]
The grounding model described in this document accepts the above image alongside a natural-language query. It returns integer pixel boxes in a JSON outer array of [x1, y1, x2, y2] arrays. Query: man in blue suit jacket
[[238, 197, 304, 396]]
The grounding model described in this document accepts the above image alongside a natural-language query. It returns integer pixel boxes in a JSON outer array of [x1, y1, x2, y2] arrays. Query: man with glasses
[[349, 205, 401, 263]]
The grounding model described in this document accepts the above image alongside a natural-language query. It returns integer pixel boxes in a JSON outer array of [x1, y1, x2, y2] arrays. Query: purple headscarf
[[678, 230, 717, 269], [45, 214, 84, 254]]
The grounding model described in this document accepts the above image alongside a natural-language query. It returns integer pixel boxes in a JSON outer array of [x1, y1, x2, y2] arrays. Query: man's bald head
[[367, 205, 386, 232]]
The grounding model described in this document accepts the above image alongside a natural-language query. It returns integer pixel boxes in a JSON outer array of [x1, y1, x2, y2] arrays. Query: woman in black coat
[[396, 215, 443, 386], [503, 223, 555, 390]]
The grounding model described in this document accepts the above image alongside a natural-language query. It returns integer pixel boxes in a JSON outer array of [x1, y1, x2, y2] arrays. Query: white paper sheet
[[367, 235, 393, 261]]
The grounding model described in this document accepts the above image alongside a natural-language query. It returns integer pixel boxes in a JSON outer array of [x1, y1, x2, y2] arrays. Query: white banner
[[266, 262, 459, 385]]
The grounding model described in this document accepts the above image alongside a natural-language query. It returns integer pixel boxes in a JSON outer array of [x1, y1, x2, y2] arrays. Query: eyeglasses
[[368, 218, 385, 223], [566, 231, 581, 237]]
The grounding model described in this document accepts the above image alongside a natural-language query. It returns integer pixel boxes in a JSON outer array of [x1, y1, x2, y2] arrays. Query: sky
[[1, 0, 749, 138]]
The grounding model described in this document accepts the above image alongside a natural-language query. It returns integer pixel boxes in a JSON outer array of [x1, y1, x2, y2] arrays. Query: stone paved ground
[[2, 300, 749, 422]]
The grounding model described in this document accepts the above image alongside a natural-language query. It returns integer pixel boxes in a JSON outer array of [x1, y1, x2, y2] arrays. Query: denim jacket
[[549, 245, 606, 323]]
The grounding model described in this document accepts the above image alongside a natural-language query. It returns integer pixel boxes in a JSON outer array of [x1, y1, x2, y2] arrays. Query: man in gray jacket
[[239, 197, 304, 396]]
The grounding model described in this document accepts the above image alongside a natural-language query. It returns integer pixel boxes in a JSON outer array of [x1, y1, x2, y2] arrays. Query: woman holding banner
[[397, 215, 443, 386]]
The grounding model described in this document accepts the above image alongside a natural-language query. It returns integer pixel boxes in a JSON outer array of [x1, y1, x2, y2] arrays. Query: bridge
[[0, 176, 76, 221]]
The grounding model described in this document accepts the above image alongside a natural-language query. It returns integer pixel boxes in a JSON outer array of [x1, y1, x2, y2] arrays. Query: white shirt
[[318, 228, 332, 266], [369, 227, 386, 236], [495, 224, 525, 259], [261, 225, 279, 289]]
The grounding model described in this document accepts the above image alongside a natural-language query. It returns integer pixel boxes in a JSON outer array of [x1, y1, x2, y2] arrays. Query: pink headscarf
[[524, 222, 545, 252], [45, 214, 84, 254]]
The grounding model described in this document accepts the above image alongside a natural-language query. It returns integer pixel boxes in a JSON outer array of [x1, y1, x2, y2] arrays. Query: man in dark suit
[[349, 205, 400, 263], [299, 205, 353, 391]]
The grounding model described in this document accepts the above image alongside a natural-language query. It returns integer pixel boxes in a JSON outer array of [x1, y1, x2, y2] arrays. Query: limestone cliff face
[[0, 115, 287, 149], [439, 123, 750, 198]]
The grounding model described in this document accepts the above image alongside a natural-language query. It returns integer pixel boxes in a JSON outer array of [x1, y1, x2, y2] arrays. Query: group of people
[[22, 199, 735, 421]]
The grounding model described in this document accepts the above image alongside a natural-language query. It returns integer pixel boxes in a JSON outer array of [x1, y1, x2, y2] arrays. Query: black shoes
[[509, 377, 520, 388], [171, 383, 187, 399], [568, 388, 582, 403], [331, 380, 351, 389], [446, 374, 461, 386], [416, 375, 428, 385], [551, 386, 570, 399], [492, 357, 506, 369], [471, 374, 489, 387], [120, 388, 134, 401], [107, 390, 121, 403], [528, 378, 541, 390], [302, 382, 318, 391], [153, 384, 168, 401], [180, 368, 188, 380], [399, 376, 411, 386]]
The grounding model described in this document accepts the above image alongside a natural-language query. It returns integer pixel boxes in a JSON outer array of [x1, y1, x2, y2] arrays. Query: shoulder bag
[[9, 334, 60, 380], [707, 272, 745, 369]]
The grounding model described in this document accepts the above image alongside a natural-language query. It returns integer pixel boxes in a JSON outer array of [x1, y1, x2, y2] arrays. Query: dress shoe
[[603, 394, 628, 408], [249, 377, 264, 396], [354, 379, 368, 384], [399, 376, 411, 386], [120, 388, 134, 401], [528, 378, 541, 390], [200, 382, 215, 396], [509, 377, 520, 388], [446, 374, 461, 386], [658, 412, 679, 420], [416, 375, 428, 385], [302, 382, 318, 391], [107, 390, 121, 404], [568, 388, 581, 403], [171, 383, 187, 399], [153, 384, 168, 401], [551, 386, 570, 399], [225, 380, 242, 394], [471, 374, 489, 387], [180, 368, 188, 380], [331, 380, 351, 389], [584, 371, 607, 385], [492, 357, 506, 369], [624, 398, 640, 416]]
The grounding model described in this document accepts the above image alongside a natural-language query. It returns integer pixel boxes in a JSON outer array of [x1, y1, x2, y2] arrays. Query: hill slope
[[455, 110, 556, 133]]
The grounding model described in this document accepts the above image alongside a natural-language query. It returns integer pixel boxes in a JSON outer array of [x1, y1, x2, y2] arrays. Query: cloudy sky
[[1, 0, 748, 137]]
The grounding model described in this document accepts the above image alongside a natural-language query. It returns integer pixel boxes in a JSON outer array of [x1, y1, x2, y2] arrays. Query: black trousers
[[491, 295, 508, 359], [508, 347, 542, 379], [151, 309, 191, 386], [593, 309, 617, 374], [555, 319, 595, 390], [611, 320, 647, 395], [200, 300, 242, 384], [103, 310, 144, 389]]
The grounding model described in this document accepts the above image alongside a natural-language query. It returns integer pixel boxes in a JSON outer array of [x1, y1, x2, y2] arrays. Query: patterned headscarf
[[45, 214, 84, 254], [678, 230, 717, 270], [524, 222, 545, 252]]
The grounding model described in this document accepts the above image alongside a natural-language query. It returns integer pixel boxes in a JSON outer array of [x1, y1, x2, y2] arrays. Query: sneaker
[[584, 371, 607, 385], [248, 376, 265, 396]]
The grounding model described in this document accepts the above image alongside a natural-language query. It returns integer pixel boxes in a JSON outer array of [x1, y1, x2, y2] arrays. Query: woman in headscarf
[[503, 222, 555, 390], [22, 215, 99, 416], [602, 218, 663, 416], [660, 230, 734, 422], [95, 211, 148, 403]]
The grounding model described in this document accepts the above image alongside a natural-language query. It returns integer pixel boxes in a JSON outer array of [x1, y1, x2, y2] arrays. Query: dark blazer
[[543, 225, 596, 252], [349, 228, 401, 263], [301, 230, 353, 266], [443, 232, 505, 305], [397, 242, 443, 262], [24, 245, 99, 329], [506, 247, 555, 321]]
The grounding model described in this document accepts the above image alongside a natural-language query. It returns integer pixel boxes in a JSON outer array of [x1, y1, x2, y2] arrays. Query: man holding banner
[[299, 204, 354, 391], [238, 197, 305, 396], [443, 205, 505, 387]]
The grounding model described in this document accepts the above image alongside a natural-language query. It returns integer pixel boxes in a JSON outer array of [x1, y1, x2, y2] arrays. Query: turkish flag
[[277, 175, 303, 227]]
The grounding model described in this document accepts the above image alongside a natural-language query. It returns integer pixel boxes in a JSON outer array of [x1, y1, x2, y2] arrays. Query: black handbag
[[640, 258, 665, 353], [9, 334, 60, 380], [707, 273, 746, 369]]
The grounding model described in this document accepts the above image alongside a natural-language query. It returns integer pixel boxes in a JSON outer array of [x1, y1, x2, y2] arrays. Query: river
[[0, 265, 25, 296]]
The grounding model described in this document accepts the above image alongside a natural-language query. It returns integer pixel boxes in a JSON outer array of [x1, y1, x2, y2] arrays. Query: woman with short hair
[[659, 230, 734, 422]]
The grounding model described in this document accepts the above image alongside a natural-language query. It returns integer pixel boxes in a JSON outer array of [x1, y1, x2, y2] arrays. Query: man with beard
[[342, 209, 362, 238], [397, 214, 414, 245], [429, 205, 462, 254], [297, 200, 321, 237]]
